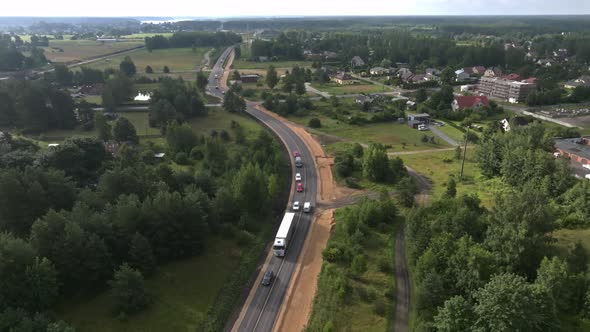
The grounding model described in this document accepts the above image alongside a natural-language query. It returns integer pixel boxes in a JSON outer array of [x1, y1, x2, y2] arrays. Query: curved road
[[208, 47, 319, 332]]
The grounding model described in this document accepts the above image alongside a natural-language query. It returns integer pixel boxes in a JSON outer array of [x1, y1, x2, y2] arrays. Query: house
[[355, 95, 374, 104], [555, 137, 590, 167], [323, 51, 338, 59], [522, 77, 537, 84], [78, 84, 104, 95], [452, 96, 490, 111], [426, 68, 441, 76], [154, 152, 166, 159], [553, 48, 569, 60], [240, 74, 260, 83], [351, 56, 366, 67], [484, 67, 503, 78], [330, 72, 355, 85], [407, 113, 430, 128], [564, 75, 590, 89], [537, 58, 553, 67], [370, 67, 389, 76], [472, 66, 486, 76], [455, 71, 471, 81], [409, 74, 429, 83], [397, 68, 414, 82], [503, 73, 521, 81]]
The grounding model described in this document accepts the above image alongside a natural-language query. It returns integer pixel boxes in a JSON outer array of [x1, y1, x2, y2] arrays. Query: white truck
[[273, 213, 296, 257]]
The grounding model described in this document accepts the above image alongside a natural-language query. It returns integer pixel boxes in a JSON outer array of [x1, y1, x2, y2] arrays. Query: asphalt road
[[207, 47, 319, 332]]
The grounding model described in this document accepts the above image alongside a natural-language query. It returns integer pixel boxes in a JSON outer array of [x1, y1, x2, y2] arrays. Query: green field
[[311, 82, 392, 95], [436, 122, 467, 143], [189, 108, 264, 141], [307, 207, 395, 331], [56, 238, 241, 332], [233, 59, 310, 71], [80, 47, 210, 73], [399, 148, 510, 206], [43, 39, 144, 63]]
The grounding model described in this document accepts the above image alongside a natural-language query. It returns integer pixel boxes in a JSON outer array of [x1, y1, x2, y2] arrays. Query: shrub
[[175, 152, 189, 164], [373, 299, 387, 316], [323, 321, 335, 332], [241, 89, 255, 98], [350, 254, 367, 277], [190, 147, 204, 160], [219, 130, 230, 141], [308, 117, 322, 128], [345, 177, 362, 189], [378, 255, 393, 273]]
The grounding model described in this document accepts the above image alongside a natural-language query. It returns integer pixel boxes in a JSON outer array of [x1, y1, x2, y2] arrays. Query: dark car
[[262, 270, 274, 286]]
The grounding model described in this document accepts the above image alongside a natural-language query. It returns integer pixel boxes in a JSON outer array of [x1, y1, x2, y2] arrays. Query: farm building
[[407, 113, 430, 128]]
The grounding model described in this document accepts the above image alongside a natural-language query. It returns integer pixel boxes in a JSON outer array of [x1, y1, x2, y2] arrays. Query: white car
[[292, 201, 301, 211], [418, 124, 429, 131], [295, 173, 302, 181], [303, 202, 311, 213]]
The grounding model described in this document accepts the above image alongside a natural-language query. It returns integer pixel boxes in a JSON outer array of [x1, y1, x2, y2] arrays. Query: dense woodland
[[408, 122, 590, 330]]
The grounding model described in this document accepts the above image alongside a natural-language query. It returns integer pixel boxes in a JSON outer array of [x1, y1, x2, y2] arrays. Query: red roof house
[[452, 96, 490, 111], [504, 73, 522, 81], [522, 77, 537, 84]]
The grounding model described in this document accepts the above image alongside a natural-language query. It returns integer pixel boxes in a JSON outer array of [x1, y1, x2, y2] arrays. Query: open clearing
[[311, 83, 392, 95], [42, 39, 144, 63], [233, 59, 311, 71], [56, 238, 241, 332], [80, 47, 210, 73]]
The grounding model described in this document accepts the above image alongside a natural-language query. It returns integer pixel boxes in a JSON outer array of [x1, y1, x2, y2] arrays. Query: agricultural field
[[233, 59, 310, 71], [310, 82, 392, 95], [80, 47, 211, 73], [42, 39, 144, 63], [56, 238, 241, 332]]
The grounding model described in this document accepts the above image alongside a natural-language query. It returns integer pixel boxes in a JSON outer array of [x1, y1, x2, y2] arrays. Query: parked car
[[297, 183, 303, 192], [292, 201, 301, 211], [295, 173, 302, 181], [261, 270, 274, 286], [418, 124, 429, 131]]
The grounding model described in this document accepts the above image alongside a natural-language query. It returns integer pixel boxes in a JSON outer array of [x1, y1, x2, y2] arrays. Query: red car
[[297, 183, 303, 192], [293, 151, 301, 157]]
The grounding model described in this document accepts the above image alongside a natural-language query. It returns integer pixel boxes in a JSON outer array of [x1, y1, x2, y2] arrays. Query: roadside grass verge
[[232, 59, 311, 70], [307, 205, 397, 331]]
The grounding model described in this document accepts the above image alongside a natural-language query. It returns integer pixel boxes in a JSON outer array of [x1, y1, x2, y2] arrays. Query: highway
[[207, 47, 319, 332]]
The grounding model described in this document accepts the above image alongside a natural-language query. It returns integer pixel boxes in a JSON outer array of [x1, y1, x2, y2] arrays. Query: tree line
[[144, 31, 242, 51]]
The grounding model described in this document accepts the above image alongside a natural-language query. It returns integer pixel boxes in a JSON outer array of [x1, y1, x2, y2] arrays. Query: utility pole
[[460, 125, 470, 179]]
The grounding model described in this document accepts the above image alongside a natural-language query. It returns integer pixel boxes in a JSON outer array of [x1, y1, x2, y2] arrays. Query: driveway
[[429, 125, 460, 146]]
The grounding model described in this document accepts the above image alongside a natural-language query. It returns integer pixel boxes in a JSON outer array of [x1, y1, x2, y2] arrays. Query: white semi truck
[[273, 212, 296, 257]]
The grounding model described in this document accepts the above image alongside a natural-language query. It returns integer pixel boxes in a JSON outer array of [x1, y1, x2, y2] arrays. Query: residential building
[[452, 96, 490, 111], [425, 68, 441, 76], [330, 72, 355, 85], [355, 95, 374, 104], [397, 68, 414, 82], [240, 74, 260, 83], [323, 51, 338, 59], [407, 113, 430, 128], [409, 74, 429, 83], [503, 73, 521, 81], [456, 71, 471, 81], [564, 75, 590, 89], [351, 56, 366, 67], [472, 66, 486, 76], [478, 76, 537, 103], [537, 58, 553, 67], [484, 67, 503, 77], [369, 67, 389, 76], [555, 137, 590, 167]]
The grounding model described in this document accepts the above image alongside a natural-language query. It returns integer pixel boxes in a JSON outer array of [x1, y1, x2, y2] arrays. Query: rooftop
[[555, 138, 590, 160]]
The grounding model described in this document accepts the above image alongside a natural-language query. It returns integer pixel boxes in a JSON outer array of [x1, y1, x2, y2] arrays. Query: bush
[[235, 230, 255, 246], [190, 147, 204, 160], [308, 117, 322, 128], [109, 264, 151, 316], [241, 89, 255, 98], [350, 254, 367, 277], [373, 298, 387, 317], [323, 321, 335, 332], [357, 286, 377, 302], [345, 177, 362, 189], [175, 152, 190, 164], [378, 255, 393, 273], [219, 130, 230, 141]]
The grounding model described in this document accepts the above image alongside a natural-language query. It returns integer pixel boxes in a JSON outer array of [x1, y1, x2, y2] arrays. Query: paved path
[[305, 82, 331, 98], [429, 125, 460, 146]]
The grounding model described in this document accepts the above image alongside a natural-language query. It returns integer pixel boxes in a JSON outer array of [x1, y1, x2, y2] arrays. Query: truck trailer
[[273, 213, 296, 257]]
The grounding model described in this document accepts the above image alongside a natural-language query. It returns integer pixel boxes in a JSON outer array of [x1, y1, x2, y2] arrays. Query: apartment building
[[479, 76, 537, 103]]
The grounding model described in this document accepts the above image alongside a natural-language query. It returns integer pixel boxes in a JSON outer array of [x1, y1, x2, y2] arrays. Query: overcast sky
[[3, 0, 590, 17]]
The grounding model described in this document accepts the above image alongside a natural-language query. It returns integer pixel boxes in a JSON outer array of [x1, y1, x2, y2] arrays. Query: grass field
[[42, 40, 144, 63], [56, 238, 241, 332], [189, 108, 264, 140], [399, 148, 511, 206], [289, 110, 451, 152], [80, 47, 210, 73], [436, 122, 467, 143], [233, 59, 310, 71], [307, 207, 395, 331], [311, 82, 391, 95]]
